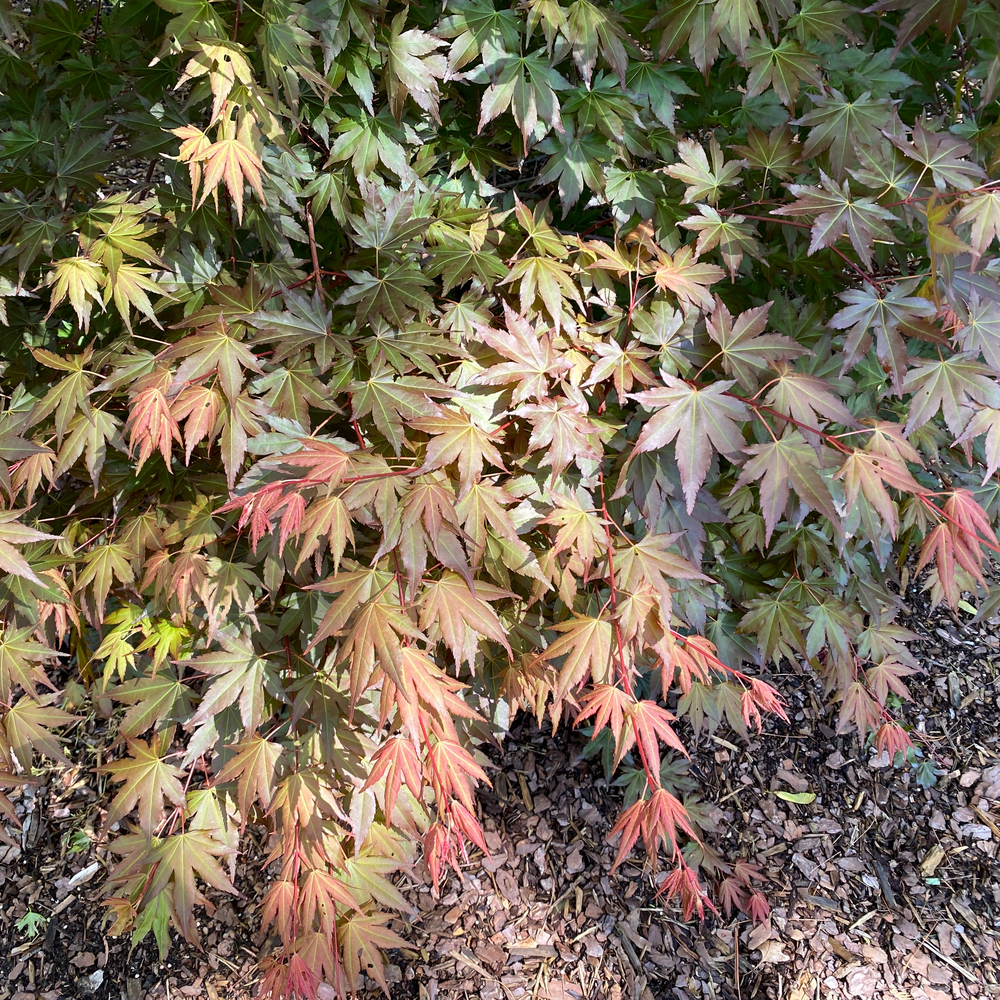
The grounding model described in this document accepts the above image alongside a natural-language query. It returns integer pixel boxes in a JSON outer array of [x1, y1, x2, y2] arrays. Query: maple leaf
[[735, 432, 842, 543], [917, 489, 994, 608], [630, 379, 749, 512], [471, 307, 572, 403], [679, 206, 765, 279], [613, 533, 712, 612], [576, 683, 633, 765], [418, 571, 511, 668], [183, 636, 279, 735], [383, 10, 448, 122], [827, 282, 937, 387], [99, 738, 187, 835], [739, 595, 809, 662], [865, 656, 919, 705], [339, 911, 409, 995], [0, 627, 59, 702], [533, 614, 614, 702], [888, 122, 985, 191], [955, 191, 1000, 264], [650, 244, 726, 312], [777, 172, 896, 268], [0, 509, 60, 585], [515, 395, 601, 481], [833, 449, 923, 537], [745, 36, 821, 108], [349, 367, 453, 454], [954, 294, 1000, 372], [215, 734, 285, 821], [955, 406, 1000, 481], [704, 298, 804, 389], [4, 696, 79, 768], [582, 338, 656, 399], [425, 738, 490, 815], [874, 721, 914, 762], [127, 370, 183, 472], [336, 598, 425, 706], [473, 49, 570, 151], [163, 323, 264, 405], [364, 735, 423, 821], [902, 353, 1000, 437], [792, 90, 893, 178], [762, 362, 859, 433], [665, 137, 745, 206], [412, 408, 504, 491], [43, 256, 105, 333], [626, 699, 688, 778], [837, 680, 882, 736], [112, 667, 195, 739], [144, 831, 238, 942], [75, 542, 136, 624], [175, 112, 267, 224]]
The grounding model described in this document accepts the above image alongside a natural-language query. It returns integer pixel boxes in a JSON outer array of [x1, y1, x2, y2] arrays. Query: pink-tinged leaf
[[631, 379, 749, 513]]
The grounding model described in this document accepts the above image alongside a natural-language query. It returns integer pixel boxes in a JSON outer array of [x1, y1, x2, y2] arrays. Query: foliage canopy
[[2, 0, 1000, 994]]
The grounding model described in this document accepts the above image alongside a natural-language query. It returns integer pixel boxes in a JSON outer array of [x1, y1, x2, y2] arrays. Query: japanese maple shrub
[[0, 0, 999, 994]]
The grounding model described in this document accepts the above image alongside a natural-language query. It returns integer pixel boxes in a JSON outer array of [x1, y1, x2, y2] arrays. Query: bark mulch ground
[[2, 585, 999, 1000]]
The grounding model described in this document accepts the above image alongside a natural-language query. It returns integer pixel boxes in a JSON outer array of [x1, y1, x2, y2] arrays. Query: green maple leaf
[[955, 192, 1000, 263], [705, 298, 805, 389], [215, 734, 285, 818], [665, 137, 745, 206], [889, 121, 985, 191], [631, 378, 750, 512], [183, 635, 279, 734], [562, 74, 640, 143], [777, 171, 897, 269], [329, 107, 414, 182], [626, 63, 694, 130], [4, 696, 79, 767], [955, 294, 1000, 371], [100, 737, 187, 834], [537, 121, 610, 211], [382, 10, 448, 121], [112, 667, 195, 739], [424, 237, 508, 294], [827, 282, 937, 386], [75, 542, 135, 623], [163, 326, 263, 404], [349, 367, 453, 453], [739, 594, 809, 662], [787, 0, 857, 43], [903, 352, 1000, 436], [473, 49, 570, 149], [0, 627, 58, 703], [735, 431, 841, 543], [745, 37, 821, 109], [338, 263, 435, 326], [144, 831, 237, 942], [792, 90, 892, 178], [0, 510, 61, 586], [733, 126, 798, 181], [339, 911, 409, 995], [805, 599, 862, 661]]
